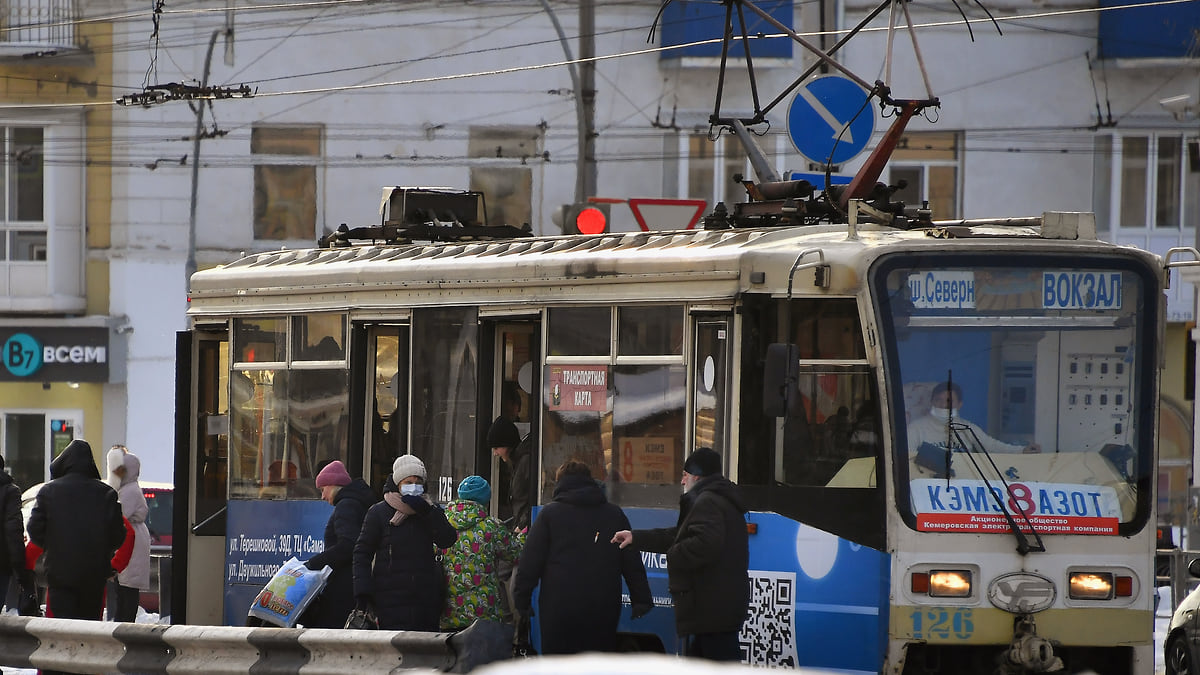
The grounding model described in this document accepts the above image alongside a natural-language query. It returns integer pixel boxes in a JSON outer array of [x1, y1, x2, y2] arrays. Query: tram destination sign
[[0, 326, 109, 382], [907, 270, 1123, 312]]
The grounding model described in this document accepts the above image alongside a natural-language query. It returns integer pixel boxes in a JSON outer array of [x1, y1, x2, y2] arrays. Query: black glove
[[400, 493, 431, 514], [304, 558, 321, 571], [631, 602, 653, 619]]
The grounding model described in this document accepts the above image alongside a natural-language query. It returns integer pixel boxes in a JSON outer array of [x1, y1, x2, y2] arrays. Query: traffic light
[[561, 202, 610, 235]]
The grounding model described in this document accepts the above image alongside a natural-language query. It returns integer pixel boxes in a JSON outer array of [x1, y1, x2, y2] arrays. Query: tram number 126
[[910, 608, 974, 640]]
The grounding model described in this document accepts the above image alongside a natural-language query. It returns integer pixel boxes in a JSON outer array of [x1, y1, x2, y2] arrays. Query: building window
[[0, 117, 85, 313], [467, 127, 537, 230], [1109, 133, 1200, 229], [687, 132, 755, 209], [887, 131, 960, 220], [1099, 132, 1198, 321], [0, 126, 44, 261], [687, 135, 714, 204], [251, 125, 321, 241]]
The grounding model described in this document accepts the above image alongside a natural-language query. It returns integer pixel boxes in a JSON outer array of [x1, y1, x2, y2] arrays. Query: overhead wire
[[0, 0, 1191, 165]]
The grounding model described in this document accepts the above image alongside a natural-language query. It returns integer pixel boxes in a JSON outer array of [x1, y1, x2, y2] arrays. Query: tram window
[[410, 308, 477, 503], [234, 317, 286, 364], [789, 298, 866, 360], [548, 307, 610, 356], [228, 367, 349, 499], [694, 320, 729, 455], [292, 313, 346, 361], [610, 364, 687, 507], [618, 305, 683, 355], [542, 362, 610, 503], [541, 406, 608, 504], [369, 328, 409, 496], [287, 368, 350, 496], [230, 369, 289, 498], [780, 368, 879, 488]]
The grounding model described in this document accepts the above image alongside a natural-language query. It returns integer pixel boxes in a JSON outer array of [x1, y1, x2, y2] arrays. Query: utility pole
[[579, 0, 597, 200], [538, 0, 588, 204], [185, 28, 231, 293]]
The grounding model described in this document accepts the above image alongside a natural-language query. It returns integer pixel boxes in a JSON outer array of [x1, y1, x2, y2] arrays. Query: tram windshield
[[874, 254, 1156, 536]]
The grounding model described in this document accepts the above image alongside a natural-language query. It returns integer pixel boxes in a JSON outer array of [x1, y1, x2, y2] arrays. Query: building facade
[[0, 0, 1193, 497]]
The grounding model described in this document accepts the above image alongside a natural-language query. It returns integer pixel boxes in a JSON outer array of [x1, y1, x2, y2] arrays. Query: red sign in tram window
[[547, 365, 608, 412]]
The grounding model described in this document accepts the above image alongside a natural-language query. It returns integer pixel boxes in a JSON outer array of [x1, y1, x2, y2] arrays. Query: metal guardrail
[[0, 614, 513, 674], [1157, 548, 1199, 612]]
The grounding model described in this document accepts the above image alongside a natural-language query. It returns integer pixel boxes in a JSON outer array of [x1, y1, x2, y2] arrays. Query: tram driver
[[907, 381, 1041, 460]]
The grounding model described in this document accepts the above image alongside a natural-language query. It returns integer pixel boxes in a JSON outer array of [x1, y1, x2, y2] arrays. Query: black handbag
[[513, 615, 536, 657], [344, 607, 378, 630]]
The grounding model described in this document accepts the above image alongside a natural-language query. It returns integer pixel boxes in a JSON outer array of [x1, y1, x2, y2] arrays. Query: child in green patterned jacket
[[439, 476, 524, 630]]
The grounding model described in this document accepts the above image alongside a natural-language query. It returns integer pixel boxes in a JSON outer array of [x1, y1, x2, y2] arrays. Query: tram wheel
[[1167, 634, 1192, 675]]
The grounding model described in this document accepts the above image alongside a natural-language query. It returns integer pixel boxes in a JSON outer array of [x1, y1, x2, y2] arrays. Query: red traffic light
[[575, 206, 607, 235]]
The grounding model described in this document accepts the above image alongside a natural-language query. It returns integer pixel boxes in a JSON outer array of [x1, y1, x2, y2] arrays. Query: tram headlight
[[912, 570, 972, 597], [1068, 572, 1114, 600]]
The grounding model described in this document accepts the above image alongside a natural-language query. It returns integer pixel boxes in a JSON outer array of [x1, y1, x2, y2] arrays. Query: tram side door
[[363, 325, 410, 496], [483, 319, 540, 523], [178, 329, 229, 625]]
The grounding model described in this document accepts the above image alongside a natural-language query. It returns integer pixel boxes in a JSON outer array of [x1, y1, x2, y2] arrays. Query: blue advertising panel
[[744, 512, 889, 672], [224, 499, 332, 626], [787, 75, 875, 166], [612, 507, 888, 671]]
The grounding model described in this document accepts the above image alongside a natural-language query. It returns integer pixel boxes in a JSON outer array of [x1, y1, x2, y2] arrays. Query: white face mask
[[930, 407, 958, 421], [400, 483, 424, 497]]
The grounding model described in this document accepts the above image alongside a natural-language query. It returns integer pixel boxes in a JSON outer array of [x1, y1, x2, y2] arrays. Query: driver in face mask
[[907, 381, 1041, 459]]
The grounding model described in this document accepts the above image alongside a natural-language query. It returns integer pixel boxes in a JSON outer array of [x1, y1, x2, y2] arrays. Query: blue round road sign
[[787, 75, 875, 166]]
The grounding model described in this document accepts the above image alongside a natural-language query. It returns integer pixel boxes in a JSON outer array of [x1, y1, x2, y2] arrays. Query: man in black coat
[[301, 460, 375, 628], [613, 447, 749, 661], [513, 461, 652, 655], [487, 416, 532, 531], [26, 439, 126, 624]]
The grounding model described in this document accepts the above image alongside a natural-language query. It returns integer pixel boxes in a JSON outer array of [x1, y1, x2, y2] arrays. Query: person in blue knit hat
[[437, 475, 523, 630]]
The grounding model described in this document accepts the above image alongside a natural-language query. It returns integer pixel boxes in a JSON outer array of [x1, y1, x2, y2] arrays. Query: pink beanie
[[315, 460, 352, 488]]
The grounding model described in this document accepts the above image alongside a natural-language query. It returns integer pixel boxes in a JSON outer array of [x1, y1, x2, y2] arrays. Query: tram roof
[[186, 219, 1158, 318]]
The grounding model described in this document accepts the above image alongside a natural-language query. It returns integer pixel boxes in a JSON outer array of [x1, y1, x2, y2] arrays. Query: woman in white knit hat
[[351, 453, 456, 630]]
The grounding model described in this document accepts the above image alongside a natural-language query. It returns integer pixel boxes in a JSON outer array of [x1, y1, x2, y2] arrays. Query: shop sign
[[0, 327, 109, 382]]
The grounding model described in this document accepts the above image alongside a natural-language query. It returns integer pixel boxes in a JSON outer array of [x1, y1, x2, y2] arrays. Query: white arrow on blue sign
[[787, 75, 875, 166]]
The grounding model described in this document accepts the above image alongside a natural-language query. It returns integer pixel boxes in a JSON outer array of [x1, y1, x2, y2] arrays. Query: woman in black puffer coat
[[301, 461, 376, 628], [352, 455, 456, 631]]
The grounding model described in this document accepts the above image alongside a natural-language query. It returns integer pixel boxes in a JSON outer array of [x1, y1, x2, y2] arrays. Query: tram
[[172, 181, 1182, 673]]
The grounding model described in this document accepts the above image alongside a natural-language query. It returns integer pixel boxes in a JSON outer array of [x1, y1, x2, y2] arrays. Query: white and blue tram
[[173, 187, 1173, 674]]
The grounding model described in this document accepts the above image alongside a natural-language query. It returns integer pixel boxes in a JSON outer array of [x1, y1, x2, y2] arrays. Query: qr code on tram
[[739, 570, 798, 667]]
